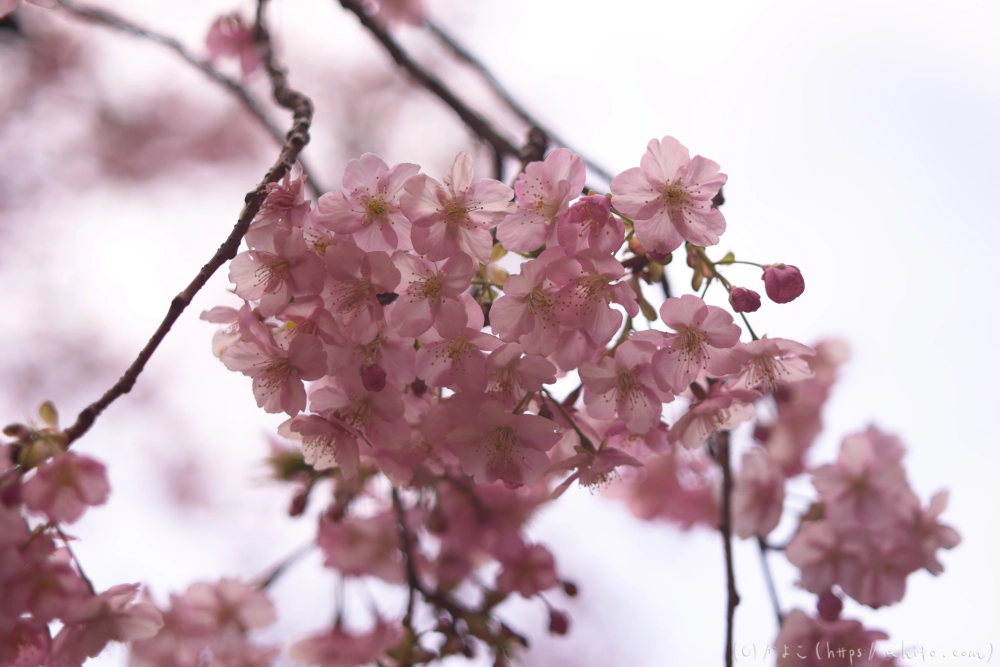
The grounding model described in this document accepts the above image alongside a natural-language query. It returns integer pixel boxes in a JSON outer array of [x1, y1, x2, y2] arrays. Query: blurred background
[[1, 0, 997, 664]]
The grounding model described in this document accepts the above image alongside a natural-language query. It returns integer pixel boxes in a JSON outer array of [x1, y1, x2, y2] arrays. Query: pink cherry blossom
[[727, 286, 761, 313], [650, 294, 747, 393], [49, 584, 163, 667], [282, 414, 361, 478], [389, 251, 475, 338], [228, 230, 325, 317], [205, 15, 262, 77], [326, 326, 416, 391], [21, 453, 110, 524], [556, 194, 625, 255], [0, 617, 50, 667], [763, 263, 805, 303], [221, 308, 327, 415], [732, 448, 786, 539], [837, 534, 924, 608], [812, 427, 910, 530], [549, 445, 642, 498], [496, 148, 586, 252], [489, 248, 565, 355], [316, 154, 419, 253], [288, 620, 403, 667], [667, 390, 756, 449], [610, 136, 727, 255], [494, 539, 558, 598], [905, 490, 961, 575], [400, 152, 514, 263], [414, 300, 501, 391], [612, 446, 720, 530], [445, 400, 560, 485], [550, 249, 639, 347], [309, 376, 405, 449], [245, 162, 311, 249], [773, 610, 893, 667], [181, 579, 276, 642], [484, 343, 557, 409], [316, 511, 403, 582], [727, 337, 815, 392], [579, 340, 671, 434], [323, 244, 401, 341]]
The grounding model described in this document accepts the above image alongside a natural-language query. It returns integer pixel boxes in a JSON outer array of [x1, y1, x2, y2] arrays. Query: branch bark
[[716, 430, 740, 667], [61, 2, 315, 447]]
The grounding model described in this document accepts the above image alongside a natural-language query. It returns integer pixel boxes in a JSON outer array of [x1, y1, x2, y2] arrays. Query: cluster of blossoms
[[192, 135, 958, 665], [0, 404, 164, 667]]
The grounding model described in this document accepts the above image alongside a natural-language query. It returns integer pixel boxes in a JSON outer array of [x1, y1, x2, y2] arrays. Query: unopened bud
[[548, 609, 570, 636], [817, 589, 843, 621], [561, 580, 578, 597], [288, 487, 309, 516], [762, 264, 805, 304], [360, 363, 387, 392], [728, 286, 761, 313]]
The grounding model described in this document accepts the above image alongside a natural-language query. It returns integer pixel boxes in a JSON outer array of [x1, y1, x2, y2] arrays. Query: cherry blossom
[[0, 617, 50, 667], [494, 539, 558, 598], [497, 148, 585, 252], [445, 400, 560, 485], [221, 308, 327, 415], [401, 152, 514, 263], [489, 249, 565, 356], [282, 414, 361, 477], [205, 15, 261, 77], [550, 249, 639, 347], [610, 136, 727, 255], [288, 620, 403, 667], [49, 584, 163, 667], [245, 163, 311, 249], [650, 294, 747, 394], [484, 343, 557, 409], [309, 375, 405, 448], [415, 298, 501, 391], [727, 337, 815, 392], [549, 445, 642, 498], [556, 194, 625, 255], [389, 251, 475, 338], [323, 244, 401, 341], [21, 453, 110, 524], [667, 389, 757, 449], [316, 511, 403, 582], [727, 286, 761, 313], [773, 610, 894, 667], [579, 340, 670, 434], [317, 154, 419, 253], [228, 230, 325, 317], [732, 448, 786, 539], [181, 579, 275, 644]]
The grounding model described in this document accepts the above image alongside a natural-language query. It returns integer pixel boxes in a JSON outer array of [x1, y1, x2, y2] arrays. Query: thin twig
[[715, 430, 739, 667], [391, 486, 420, 627], [337, 0, 519, 159], [55, 525, 97, 595], [55, 0, 324, 197], [61, 2, 315, 447], [756, 535, 783, 628], [254, 541, 315, 590], [426, 19, 615, 184]]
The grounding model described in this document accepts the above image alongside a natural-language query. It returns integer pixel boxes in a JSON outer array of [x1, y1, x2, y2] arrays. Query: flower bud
[[762, 264, 805, 304], [548, 609, 570, 636], [817, 589, 843, 621], [647, 250, 671, 264], [360, 362, 387, 392], [728, 286, 761, 313]]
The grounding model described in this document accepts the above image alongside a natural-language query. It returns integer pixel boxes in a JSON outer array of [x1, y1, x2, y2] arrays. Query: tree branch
[[715, 430, 740, 667], [61, 2, 315, 447], [756, 535, 784, 628], [426, 19, 615, 184], [55, 0, 324, 197], [337, 0, 519, 159]]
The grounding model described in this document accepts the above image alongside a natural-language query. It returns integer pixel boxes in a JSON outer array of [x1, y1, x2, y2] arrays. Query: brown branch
[[55, 0, 324, 198], [756, 535, 784, 628], [426, 19, 615, 184], [391, 486, 420, 628], [716, 430, 740, 667], [337, 0, 519, 159], [61, 2, 314, 447]]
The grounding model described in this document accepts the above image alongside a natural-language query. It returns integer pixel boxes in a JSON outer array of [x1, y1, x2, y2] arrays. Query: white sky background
[[1, 0, 998, 665]]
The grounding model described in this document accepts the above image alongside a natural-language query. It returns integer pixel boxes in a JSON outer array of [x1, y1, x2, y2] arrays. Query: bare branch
[[426, 19, 615, 183], [715, 430, 740, 667], [337, 0, 519, 159], [61, 2, 315, 447], [55, 0, 324, 197]]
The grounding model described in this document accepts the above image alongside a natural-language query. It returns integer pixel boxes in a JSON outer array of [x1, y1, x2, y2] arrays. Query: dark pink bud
[[360, 363, 387, 392], [548, 609, 570, 636], [762, 264, 805, 304], [288, 487, 309, 516], [728, 286, 761, 313], [817, 589, 843, 621]]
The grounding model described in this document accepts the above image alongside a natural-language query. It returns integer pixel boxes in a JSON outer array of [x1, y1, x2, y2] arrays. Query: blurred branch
[[61, 2, 315, 447], [715, 430, 740, 667], [337, 0, 519, 160], [756, 535, 783, 628], [426, 19, 614, 183], [55, 0, 324, 197]]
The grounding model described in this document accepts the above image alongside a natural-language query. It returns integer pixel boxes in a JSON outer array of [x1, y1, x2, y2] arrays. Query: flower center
[[362, 195, 389, 225], [415, 274, 445, 302], [660, 181, 691, 210]]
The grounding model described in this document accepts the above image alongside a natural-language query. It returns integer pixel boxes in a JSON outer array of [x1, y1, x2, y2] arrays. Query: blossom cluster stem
[[541, 388, 595, 453], [59, 0, 315, 447]]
